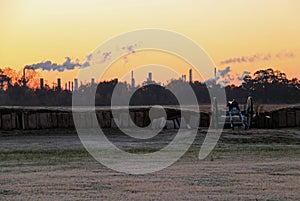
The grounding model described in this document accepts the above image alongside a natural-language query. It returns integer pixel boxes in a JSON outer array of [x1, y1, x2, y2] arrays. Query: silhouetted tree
[[0, 68, 299, 106]]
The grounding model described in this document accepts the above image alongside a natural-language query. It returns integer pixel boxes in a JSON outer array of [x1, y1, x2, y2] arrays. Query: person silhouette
[[227, 99, 246, 129], [227, 99, 240, 111]]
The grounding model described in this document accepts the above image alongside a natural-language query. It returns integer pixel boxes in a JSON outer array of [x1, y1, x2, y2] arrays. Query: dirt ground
[[0, 128, 300, 201]]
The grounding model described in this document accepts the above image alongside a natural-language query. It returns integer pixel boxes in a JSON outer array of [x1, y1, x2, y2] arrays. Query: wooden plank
[[296, 111, 300, 126], [15, 113, 23, 129], [37, 113, 49, 129], [271, 111, 279, 128], [11, 113, 16, 129], [62, 113, 71, 128], [278, 111, 287, 128], [57, 113, 64, 128], [200, 113, 209, 127], [134, 111, 145, 127], [51, 113, 58, 128], [256, 114, 265, 128], [2, 114, 12, 130], [22, 113, 28, 129], [96, 111, 105, 128], [103, 111, 111, 128], [265, 112, 272, 129], [287, 111, 296, 127], [28, 113, 37, 129]]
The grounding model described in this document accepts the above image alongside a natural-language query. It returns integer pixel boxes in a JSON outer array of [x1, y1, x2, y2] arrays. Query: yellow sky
[[0, 0, 299, 85]]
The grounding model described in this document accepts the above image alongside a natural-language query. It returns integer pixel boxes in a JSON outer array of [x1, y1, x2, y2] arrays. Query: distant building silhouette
[[214, 67, 217, 78], [181, 74, 186, 82], [131, 70, 135, 89], [40, 78, 44, 89], [148, 72, 152, 82], [189, 69, 193, 83], [74, 78, 78, 91], [57, 78, 61, 91]]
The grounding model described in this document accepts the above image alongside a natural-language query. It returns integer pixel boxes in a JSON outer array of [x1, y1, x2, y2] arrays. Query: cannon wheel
[[212, 97, 219, 129], [245, 96, 254, 129]]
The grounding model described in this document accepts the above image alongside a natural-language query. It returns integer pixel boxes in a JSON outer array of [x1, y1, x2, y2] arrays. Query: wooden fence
[[254, 107, 300, 129], [0, 107, 299, 130]]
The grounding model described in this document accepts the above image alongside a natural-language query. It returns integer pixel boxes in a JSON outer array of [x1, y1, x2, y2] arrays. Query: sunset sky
[[0, 0, 299, 86]]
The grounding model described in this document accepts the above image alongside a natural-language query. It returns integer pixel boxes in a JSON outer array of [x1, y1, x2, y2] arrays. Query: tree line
[[0, 68, 299, 106]]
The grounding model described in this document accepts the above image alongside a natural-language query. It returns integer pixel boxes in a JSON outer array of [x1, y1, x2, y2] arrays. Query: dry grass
[[0, 128, 300, 200]]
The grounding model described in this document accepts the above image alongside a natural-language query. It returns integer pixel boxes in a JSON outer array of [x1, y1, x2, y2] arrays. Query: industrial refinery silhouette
[[0, 67, 299, 106]]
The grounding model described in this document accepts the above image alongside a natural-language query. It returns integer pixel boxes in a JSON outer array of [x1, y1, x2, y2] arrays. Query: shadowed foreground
[[0, 128, 300, 200]]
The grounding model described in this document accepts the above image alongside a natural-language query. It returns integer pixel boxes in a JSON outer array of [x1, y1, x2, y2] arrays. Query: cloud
[[220, 50, 296, 65], [101, 52, 111, 63], [121, 43, 139, 65], [122, 44, 137, 54]]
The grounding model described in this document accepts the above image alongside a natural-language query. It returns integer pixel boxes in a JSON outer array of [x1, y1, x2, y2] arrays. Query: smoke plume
[[25, 54, 93, 72], [220, 50, 296, 65], [204, 66, 232, 85], [204, 67, 253, 86], [237, 71, 251, 81], [25, 41, 142, 71]]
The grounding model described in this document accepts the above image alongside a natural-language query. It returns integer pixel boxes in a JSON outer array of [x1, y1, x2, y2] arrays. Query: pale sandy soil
[[0, 128, 300, 201]]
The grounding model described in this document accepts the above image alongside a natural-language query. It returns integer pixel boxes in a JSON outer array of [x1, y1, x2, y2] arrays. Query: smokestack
[[189, 69, 192, 83], [214, 67, 217, 78], [71, 82, 74, 91], [91, 78, 95, 86], [148, 72, 152, 82], [131, 70, 135, 89], [68, 81, 71, 91], [65, 83, 68, 90], [182, 75, 186, 82], [40, 78, 44, 89], [57, 78, 61, 91], [74, 78, 78, 91]]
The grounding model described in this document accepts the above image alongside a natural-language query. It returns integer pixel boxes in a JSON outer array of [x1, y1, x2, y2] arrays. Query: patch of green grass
[[0, 128, 78, 137], [0, 148, 90, 162], [0, 188, 20, 196]]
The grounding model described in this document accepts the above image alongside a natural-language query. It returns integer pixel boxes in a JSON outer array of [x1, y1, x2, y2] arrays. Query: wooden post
[[22, 112, 28, 129], [11, 113, 16, 129]]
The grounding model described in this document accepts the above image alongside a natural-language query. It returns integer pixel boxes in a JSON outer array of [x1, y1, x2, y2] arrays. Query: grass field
[[0, 128, 300, 200]]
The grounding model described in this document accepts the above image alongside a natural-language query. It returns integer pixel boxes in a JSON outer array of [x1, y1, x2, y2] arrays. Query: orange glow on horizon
[[0, 0, 299, 84]]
